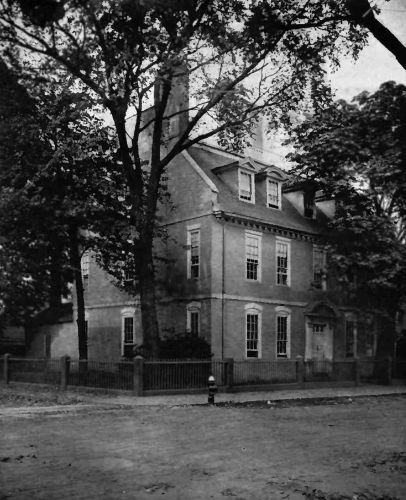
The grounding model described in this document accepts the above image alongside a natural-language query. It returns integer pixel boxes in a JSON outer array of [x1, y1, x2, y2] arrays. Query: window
[[312, 323, 325, 334], [345, 320, 356, 358], [245, 231, 261, 281], [187, 226, 200, 279], [245, 304, 262, 358], [304, 191, 315, 218], [186, 302, 201, 336], [121, 308, 136, 358], [276, 312, 290, 358], [124, 268, 136, 283], [239, 170, 254, 203], [81, 252, 90, 280], [276, 239, 290, 286], [313, 247, 326, 289], [267, 179, 281, 209]]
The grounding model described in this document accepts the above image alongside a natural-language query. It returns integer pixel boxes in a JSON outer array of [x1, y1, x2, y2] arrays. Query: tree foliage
[[0, 0, 374, 356], [287, 81, 406, 353], [0, 59, 122, 357]]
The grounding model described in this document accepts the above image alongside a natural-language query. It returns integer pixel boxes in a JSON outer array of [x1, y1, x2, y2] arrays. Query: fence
[[0, 354, 399, 395]]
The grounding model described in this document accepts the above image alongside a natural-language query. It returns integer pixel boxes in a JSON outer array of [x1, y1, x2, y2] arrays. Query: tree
[[0, 59, 121, 358], [287, 81, 406, 356], [0, 0, 372, 357]]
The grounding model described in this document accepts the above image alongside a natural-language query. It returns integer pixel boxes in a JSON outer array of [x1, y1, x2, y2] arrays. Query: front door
[[306, 320, 334, 361]]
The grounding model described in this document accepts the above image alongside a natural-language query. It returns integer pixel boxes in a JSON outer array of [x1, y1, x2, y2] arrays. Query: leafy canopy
[[288, 81, 406, 314]]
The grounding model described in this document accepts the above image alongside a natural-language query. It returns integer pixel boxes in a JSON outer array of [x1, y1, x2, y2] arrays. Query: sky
[[330, 0, 406, 99], [259, 0, 406, 166]]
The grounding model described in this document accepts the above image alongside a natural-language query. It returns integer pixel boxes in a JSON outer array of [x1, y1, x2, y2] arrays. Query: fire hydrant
[[208, 375, 217, 404]]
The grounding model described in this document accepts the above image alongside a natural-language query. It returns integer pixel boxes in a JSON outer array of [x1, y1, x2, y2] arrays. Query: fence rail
[[1, 354, 400, 395]]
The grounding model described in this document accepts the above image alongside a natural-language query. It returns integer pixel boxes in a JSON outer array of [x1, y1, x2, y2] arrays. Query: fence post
[[296, 356, 304, 386], [354, 357, 360, 386], [133, 356, 144, 396], [60, 355, 70, 390], [3, 353, 10, 384], [225, 358, 234, 392]]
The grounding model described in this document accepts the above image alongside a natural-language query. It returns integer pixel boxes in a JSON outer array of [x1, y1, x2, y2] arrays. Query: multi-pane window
[[267, 180, 281, 209], [190, 311, 200, 336], [276, 314, 289, 358], [246, 233, 261, 281], [187, 228, 200, 279], [81, 252, 90, 280], [276, 240, 289, 286], [246, 313, 259, 358], [123, 316, 135, 358], [304, 191, 315, 218], [239, 170, 254, 202], [187, 302, 201, 336], [345, 320, 355, 358], [313, 247, 325, 288]]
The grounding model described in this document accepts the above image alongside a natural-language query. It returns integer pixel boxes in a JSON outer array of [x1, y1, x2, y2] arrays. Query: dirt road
[[1, 395, 405, 499]]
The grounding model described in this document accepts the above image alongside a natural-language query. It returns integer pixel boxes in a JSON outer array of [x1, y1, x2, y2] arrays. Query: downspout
[[221, 218, 225, 359]]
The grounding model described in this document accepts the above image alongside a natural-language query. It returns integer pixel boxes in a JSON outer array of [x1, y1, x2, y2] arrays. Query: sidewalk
[[85, 382, 406, 407]]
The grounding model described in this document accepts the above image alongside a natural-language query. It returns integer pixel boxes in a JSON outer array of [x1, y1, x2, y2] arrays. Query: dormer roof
[[212, 157, 259, 174], [256, 165, 288, 182]]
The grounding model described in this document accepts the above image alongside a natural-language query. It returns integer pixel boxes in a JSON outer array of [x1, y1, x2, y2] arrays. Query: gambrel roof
[[187, 144, 327, 236]]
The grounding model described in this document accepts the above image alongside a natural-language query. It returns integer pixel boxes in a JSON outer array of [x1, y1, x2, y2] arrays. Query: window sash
[[246, 313, 259, 357], [190, 311, 199, 336], [123, 317, 134, 345], [276, 242, 289, 285], [189, 229, 200, 278], [276, 315, 288, 358], [267, 180, 280, 208], [240, 171, 253, 201], [81, 252, 90, 279], [313, 248, 325, 286], [246, 235, 259, 280]]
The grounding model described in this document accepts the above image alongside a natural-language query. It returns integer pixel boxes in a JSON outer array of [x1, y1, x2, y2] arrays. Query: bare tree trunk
[[347, 0, 406, 70], [136, 243, 160, 358], [69, 225, 87, 360]]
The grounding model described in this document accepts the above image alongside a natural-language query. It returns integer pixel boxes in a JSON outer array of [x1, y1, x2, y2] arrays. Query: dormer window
[[304, 190, 315, 218], [239, 170, 255, 203], [267, 179, 282, 210]]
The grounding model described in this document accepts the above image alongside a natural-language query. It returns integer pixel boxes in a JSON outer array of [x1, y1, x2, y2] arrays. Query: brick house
[[67, 140, 377, 363], [24, 76, 379, 362]]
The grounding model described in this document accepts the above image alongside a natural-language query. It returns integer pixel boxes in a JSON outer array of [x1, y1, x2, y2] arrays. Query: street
[[0, 395, 405, 499]]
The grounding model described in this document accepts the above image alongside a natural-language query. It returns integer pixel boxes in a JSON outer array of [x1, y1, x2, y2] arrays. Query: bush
[[158, 332, 212, 359]]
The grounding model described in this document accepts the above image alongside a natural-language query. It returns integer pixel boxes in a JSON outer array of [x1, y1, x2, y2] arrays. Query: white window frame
[[276, 237, 291, 286], [186, 301, 201, 336], [267, 178, 282, 210], [121, 307, 136, 357], [186, 224, 200, 280], [275, 306, 291, 359], [245, 303, 262, 359], [238, 168, 255, 204], [245, 230, 262, 282]]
